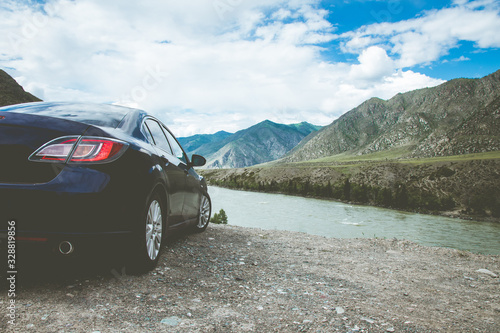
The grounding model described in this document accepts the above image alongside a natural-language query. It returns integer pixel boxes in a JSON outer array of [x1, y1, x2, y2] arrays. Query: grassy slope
[[288, 151, 500, 168]]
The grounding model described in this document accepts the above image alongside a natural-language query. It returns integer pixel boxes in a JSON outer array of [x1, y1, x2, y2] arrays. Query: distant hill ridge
[[0, 69, 41, 107], [284, 70, 500, 162], [181, 120, 321, 168], [178, 131, 233, 154]]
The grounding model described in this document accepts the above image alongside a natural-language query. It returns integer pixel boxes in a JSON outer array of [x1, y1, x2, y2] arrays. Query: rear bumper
[[0, 230, 133, 258], [0, 165, 144, 237]]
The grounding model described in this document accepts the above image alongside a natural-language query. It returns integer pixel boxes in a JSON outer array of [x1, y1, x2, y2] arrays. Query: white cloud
[[350, 46, 394, 81], [452, 55, 471, 62], [1, 0, 476, 137], [343, 0, 500, 68]]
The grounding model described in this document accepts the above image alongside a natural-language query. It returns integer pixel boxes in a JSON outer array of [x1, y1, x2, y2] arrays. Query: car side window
[[144, 119, 173, 155], [162, 126, 187, 164], [142, 123, 154, 144]]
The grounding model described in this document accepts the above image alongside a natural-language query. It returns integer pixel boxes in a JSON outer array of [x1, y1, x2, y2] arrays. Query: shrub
[[211, 209, 228, 224]]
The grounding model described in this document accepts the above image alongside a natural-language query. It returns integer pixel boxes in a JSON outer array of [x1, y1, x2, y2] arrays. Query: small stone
[[386, 328, 395, 332], [477, 269, 498, 278], [161, 316, 181, 326], [361, 317, 375, 324], [336, 307, 345, 314], [66, 293, 74, 298]]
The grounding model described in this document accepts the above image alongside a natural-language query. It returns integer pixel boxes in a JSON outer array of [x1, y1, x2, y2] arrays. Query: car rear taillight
[[29, 136, 129, 164]]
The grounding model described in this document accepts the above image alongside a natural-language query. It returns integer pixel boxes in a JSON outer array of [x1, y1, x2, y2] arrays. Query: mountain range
[[183, 69, 500, 168], [283, 70, 500, 162], [180, 121, 320, 168], [3, 68, 499, 168]]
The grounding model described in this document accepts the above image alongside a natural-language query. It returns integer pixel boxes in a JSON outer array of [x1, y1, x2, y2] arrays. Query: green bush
[[211, 209, 228, 224]]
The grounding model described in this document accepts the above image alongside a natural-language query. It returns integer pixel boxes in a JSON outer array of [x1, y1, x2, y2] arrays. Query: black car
[[0, 102, 211, 272]]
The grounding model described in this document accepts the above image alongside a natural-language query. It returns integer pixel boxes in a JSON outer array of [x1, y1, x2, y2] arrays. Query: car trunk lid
[[0, 111, 90, 184]]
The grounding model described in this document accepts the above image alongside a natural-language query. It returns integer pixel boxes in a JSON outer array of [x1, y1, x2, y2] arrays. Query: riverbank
[[200, 154, 500, 223], [1, 224, 499, 332]]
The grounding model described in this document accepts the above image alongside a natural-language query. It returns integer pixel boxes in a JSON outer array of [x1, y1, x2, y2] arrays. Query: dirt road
[[1, 224, 499, 332]]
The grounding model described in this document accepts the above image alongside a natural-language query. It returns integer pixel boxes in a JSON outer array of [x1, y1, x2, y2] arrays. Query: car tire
[[129, 191, 165, 273], [193, 194, 211, 233]]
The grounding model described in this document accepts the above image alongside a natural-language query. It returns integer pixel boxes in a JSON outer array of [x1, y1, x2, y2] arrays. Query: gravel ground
[[1, 224, 499, 332]]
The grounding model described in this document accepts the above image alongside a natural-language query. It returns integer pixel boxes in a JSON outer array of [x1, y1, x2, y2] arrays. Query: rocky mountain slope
[[284, 70, 500, 162], [185, 120, 320, 168], [0, 69, 41, 107]]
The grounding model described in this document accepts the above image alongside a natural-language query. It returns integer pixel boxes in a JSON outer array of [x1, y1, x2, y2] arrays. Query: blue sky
[[1, 0, 499, 136], [321, 0, 500, 80]]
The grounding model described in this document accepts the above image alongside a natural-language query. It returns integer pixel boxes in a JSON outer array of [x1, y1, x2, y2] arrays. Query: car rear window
[[5, 103, 129, 128]]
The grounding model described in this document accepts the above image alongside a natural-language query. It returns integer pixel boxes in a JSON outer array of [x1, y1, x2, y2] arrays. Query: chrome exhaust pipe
[[58, 241, 74, 255]]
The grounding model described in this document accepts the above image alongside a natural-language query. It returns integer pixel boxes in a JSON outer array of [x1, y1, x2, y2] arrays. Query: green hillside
[[0, 69, 41, 107]]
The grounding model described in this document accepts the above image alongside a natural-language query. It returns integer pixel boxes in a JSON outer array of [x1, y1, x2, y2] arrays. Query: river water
[[208, 186, 500, 255]]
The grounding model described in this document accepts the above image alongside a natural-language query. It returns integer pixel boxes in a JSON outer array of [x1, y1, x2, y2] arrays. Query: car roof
[[0, 102, 146, 130]]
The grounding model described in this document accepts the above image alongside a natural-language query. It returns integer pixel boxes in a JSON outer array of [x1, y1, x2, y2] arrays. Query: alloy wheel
[[145, 199, 163, 260], [197, 195, 211, 229]]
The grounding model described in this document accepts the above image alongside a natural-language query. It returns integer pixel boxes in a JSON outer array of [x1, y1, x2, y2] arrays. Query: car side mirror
[[191, 154, 206, 167]]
